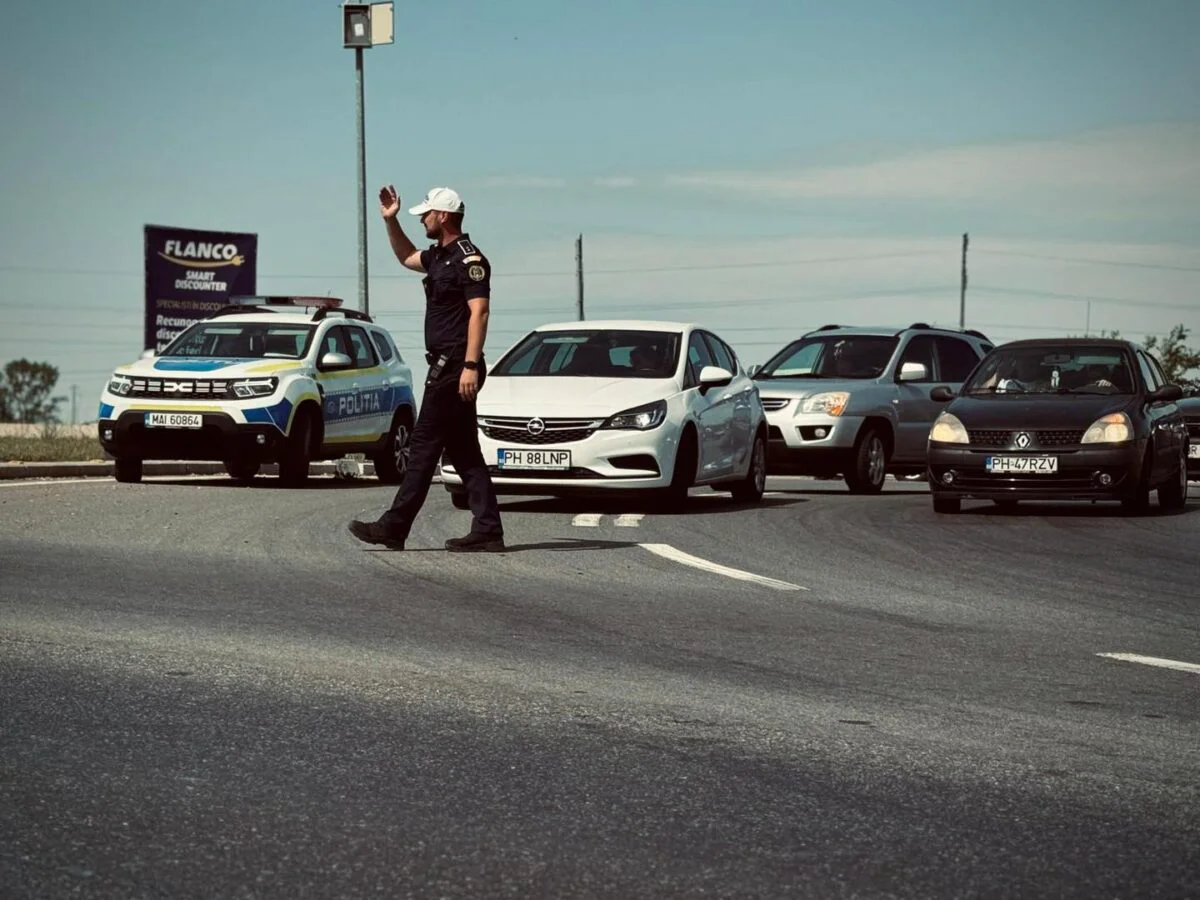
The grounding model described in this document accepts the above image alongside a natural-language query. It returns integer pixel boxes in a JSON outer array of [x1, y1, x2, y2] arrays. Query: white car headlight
[[231, 378, 278, 399], [601, 400, 667, 430], [108, 374, 132, 395], [929, 411, 969, 444], [800, 391, 850, 416], [1081, 412, 1132, 444]]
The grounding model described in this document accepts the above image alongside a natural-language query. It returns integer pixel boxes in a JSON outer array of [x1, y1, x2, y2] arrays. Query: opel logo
[[527, 417, 546, 436], [1014, 431, 1031, 449]]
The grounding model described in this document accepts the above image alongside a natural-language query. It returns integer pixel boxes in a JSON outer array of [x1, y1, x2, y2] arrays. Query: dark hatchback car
[[926, 338, 1190, 514]]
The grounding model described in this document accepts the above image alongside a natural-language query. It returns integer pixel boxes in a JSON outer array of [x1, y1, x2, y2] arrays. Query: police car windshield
[[162, 323, 317, 359], [963, 345, 1137, 395], [755, 335, 898, 380], [491, 330, 682, 378]]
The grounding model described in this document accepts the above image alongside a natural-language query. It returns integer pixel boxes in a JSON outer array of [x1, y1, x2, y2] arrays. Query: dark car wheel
[[845, 426, 888, 494], [1157, 444, 1189, 511], [730, 433, 767, 502]]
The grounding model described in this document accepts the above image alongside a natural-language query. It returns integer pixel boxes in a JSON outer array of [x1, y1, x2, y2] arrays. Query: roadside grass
[[0, 428, 109, 462]]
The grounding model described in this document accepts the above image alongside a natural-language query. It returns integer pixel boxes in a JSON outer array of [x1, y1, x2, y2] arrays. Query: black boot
[[445, 531, 505, 553], [347, 519, 406, 549]]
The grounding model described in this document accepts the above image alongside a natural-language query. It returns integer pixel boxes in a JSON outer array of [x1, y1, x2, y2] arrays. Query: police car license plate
[[985, 455, 1057, 474], [1189, 444, 1200, 459], [498, 449, 571, 470], [144, 412, 202, 429]]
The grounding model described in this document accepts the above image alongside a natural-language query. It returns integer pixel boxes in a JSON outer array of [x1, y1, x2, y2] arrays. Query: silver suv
[[751, 323, 994, 492]]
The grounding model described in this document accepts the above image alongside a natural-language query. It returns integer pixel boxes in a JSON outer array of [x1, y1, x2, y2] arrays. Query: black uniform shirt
[[419, 234, 492, 358]]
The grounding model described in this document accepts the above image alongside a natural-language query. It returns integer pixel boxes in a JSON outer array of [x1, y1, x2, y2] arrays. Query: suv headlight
[[231, 377, 278, 399], [108, 374, 132, 395], [801, 391, 849, 416], [601, 400, 667, 430], [929, 411, 968, 444], [1081, 412, 1132, 444]]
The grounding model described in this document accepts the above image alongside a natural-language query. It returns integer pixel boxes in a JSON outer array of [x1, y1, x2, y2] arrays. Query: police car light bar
[[227, 295, 345, 309]]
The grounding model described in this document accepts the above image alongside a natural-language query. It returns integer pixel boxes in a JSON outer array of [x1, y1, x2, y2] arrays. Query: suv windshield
[[963, 345, 1136, 395], [491, 329, 682, 378], [755, 335, 898, 380], [162, 323, 317, 360]]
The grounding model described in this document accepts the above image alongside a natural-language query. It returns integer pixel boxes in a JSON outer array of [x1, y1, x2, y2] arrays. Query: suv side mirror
[[1148, 383, 1183, 404], [898, 361, 928, 382], [319, 351, 353, 371], [929, 385, 955, 402]]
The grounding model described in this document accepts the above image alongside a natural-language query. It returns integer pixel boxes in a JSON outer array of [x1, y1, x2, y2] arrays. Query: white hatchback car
[[440, 320, 768, 507]]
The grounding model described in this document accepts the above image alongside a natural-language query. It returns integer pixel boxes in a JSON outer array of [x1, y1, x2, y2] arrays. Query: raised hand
[[378, 184, 400, 219]]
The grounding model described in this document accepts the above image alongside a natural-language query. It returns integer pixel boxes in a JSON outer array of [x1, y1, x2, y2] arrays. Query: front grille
[[1185, 415, 1200, 438], [126, 377, 233, 399], [479, 416, 602, 446], [967, 429, 1084, 448], [760, 397, 791, 411]]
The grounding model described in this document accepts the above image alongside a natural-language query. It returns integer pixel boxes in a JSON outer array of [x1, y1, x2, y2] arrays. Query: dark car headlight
[[1081, 412, 1132, 444], [929, 411, 968, 444]]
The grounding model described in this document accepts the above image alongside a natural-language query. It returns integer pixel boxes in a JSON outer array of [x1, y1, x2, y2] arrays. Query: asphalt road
[[1, 473, 1197, 898]]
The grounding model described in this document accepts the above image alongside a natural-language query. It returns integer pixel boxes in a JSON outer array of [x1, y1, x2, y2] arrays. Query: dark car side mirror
[[1148, 383, 1183, 404], [929, 385, 955, 402]]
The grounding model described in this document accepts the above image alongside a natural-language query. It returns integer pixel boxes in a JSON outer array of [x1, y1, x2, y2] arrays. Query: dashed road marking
[[638, 543, 806, 592], [614, 514, 644, 527], [571, 513, 602, 527], [1096, 652, 1200, 675]]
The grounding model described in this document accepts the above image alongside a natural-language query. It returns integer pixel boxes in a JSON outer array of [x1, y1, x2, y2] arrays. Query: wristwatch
[[463, 360, 479, 371]]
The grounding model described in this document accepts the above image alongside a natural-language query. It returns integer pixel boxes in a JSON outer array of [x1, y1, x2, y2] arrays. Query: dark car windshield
[[490, 329, 682, 378], [754, 335, 898, 380], [162, 323, 317, 359], [963, 345, 1137, 395]]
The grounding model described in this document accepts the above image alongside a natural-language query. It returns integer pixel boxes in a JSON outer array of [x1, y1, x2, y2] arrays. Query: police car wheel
[[372, 413, 412, 485], [278, 410, 314, 487], [114, 457, 142, 483]]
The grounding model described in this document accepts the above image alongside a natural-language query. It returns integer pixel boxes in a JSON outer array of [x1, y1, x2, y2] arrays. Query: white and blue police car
[[97, 296, 416, 486]]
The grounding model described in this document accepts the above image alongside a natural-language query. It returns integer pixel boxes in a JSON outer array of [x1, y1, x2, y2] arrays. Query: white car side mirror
[[699, 365, 734, 390]]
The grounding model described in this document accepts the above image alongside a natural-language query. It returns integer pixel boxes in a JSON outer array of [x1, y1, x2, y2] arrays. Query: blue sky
[[2, 0, 1199, 414]]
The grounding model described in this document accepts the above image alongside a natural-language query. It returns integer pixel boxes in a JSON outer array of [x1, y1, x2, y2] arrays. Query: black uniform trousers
[[378, 358, 503, 540]]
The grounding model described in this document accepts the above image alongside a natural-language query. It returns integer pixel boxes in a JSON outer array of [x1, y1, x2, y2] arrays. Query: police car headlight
[[929, 411, 969, 444], [231, 378, 278, 399], [801, 391, 850, 416], [602, 400, 667, 430], [108, 375, 132, 395], [1081, 412, 1132, 444]]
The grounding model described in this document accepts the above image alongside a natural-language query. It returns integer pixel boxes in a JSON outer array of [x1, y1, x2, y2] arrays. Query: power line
[[970, 285, 1200, 311], [974, 249, 1200, 274]]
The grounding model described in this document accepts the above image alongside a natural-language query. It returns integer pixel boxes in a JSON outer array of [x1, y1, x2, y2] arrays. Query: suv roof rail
[[908, 321, 931, 329], [816, 323, 841, 331], [963, 328, 990, 341], [210, 304, 276, 318]]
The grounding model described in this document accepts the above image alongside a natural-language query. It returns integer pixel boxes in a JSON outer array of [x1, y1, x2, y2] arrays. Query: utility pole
[[1085, 300, 1091, 336], [575, 233, 585, 321], [959, 232, 969, 329], [71, 385, 77, 425], [356, 45, 369, 317]]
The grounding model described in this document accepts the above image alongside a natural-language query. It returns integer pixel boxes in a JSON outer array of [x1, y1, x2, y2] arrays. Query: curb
[[0, 460, 442, 483]]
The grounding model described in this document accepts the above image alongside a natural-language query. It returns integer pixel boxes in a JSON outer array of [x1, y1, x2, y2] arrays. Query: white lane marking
[[638, 543, 807, 592], [0, 477, 112, 488], [572, 513, 602, 527], [614, 514, 644, 527], [1096, 653, 1200, 675]]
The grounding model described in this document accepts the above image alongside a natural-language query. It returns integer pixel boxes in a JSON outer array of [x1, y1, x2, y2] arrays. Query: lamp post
[[341, 2, 394, 318]]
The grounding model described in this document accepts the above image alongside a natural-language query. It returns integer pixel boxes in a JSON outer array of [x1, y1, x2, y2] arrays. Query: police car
[[97, 296, 416, 486]]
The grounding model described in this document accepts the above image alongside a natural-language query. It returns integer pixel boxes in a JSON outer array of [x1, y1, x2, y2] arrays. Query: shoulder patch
[[467, 264, 487, 282], [456, 239, 477, 256], [461, 254, 482, 264]]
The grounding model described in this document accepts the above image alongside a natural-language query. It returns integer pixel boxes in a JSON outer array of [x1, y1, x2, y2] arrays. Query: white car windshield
[[162, 323, 317, 359], [492, 330, 682, 378], [755, 335, 898, 380], [964, 346, 1137, 395]]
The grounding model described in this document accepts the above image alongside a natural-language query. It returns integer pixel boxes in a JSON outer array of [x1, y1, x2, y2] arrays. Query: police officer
[[348, 184, 504, 552]]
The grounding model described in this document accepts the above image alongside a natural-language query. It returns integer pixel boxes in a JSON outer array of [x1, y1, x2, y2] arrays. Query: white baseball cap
[[409, 187, 465, 216]]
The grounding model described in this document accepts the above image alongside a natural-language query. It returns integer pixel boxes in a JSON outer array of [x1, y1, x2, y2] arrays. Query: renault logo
[[1014, 431, 1031, 448], [527, 417, 546, 436]]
